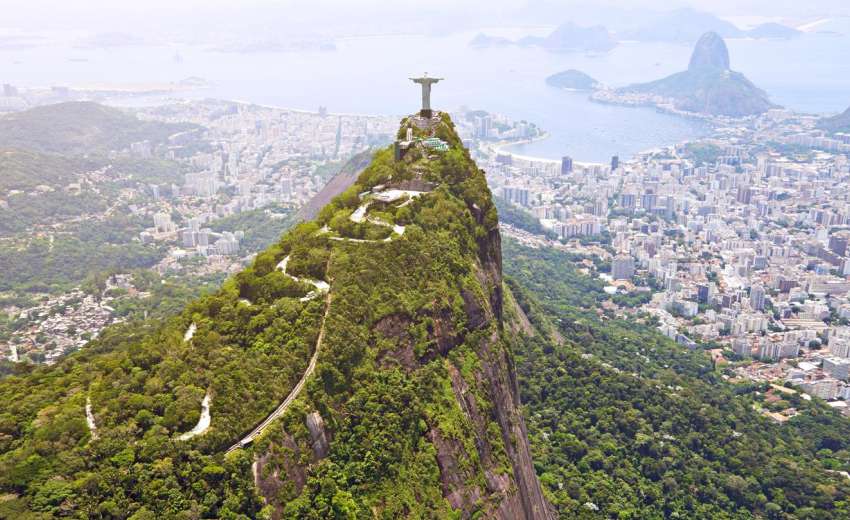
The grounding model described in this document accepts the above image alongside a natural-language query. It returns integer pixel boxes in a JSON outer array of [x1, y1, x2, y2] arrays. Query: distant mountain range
[[623, 8, 800, 43], [471, 22, 615, 52], [472, 9, 800, 53], [520, 22, 616, 52], [617, 32, 775, 117]]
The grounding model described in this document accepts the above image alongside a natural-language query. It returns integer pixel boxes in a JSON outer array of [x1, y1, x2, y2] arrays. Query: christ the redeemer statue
[[410, 73, 443, 116]]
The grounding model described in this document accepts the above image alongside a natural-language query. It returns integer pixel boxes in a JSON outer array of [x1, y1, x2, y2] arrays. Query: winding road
[[277, 255, 330, 301], [226, 289, 332, 453], [225, 188, 429, 453]]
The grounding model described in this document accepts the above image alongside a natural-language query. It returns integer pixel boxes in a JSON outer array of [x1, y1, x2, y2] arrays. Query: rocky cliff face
[[295, 150, 374, 222], [688, 31, 730, 71], [253, 113, 553, 518], [469, 203, 551, 519]]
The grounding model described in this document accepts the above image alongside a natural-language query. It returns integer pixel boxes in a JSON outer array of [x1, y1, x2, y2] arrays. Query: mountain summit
[[0, 110, 553, 518], [688, 31, 730, 71], [618, 31, 775, 117]]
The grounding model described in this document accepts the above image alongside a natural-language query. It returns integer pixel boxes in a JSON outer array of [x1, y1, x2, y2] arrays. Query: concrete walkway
[[178, 391, 212, 441], [224, 187, 429, 453], [371, 189, 427, 204], [350, 201, 371, 223], [86, 396, 98, 440], [277, 255, 330, 302], [183, 323, 197, 342], [320, 199, 408, 244]]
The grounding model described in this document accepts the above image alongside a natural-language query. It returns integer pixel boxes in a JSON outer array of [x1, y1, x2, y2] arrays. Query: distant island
[[469, 33, 513, 48], [545, 69, 600, 90], [471, 22, 616, 52], [472, 11, 799, 56], [594, 32, 775, 118], [747, 22, 801, 39], [521, 22, 616, 52], [819, 106, 850, 133]]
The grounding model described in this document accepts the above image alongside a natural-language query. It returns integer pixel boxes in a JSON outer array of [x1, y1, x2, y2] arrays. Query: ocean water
[[2, 30, 848, 162]]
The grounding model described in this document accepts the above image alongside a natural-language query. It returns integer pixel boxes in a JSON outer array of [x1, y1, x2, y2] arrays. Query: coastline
[[117, 92, 714, 167], [228, 98, 395, 119], [490, 91, 724, 166], [494, 130, 612, 167], [492, 111, 713, 167], [493, 131, 560, 164], [588, 89, 740, 126]]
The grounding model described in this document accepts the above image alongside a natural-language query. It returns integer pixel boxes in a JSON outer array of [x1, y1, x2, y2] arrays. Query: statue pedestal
[[411, 111, 441, 131]]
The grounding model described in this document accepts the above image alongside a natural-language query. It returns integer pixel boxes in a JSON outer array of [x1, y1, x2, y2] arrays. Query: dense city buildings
[[0, 100, 397, 362], [612, 255, 636, 281], [0, 101, 538, 364], [4, 89, 850, 413], [134, 100, 402, 262], [561, 155, 573, 175], [476, 106, 850, 412]]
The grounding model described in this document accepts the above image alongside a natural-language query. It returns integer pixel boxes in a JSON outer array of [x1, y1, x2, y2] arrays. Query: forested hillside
[[819, 106, 850, 134], [0, 149, 93, 193], [0, 103, 199, 299], [0, 102, 194, 155], [0, 113, 552, 519], [503, 239, 850, 519], [3, 106, 848, 520]]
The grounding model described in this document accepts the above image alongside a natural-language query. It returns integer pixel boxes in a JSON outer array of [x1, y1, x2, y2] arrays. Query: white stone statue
[[410, 73, 443, 113]]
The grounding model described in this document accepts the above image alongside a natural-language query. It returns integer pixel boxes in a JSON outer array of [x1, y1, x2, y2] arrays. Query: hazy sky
[[0, 0, 848, 41]]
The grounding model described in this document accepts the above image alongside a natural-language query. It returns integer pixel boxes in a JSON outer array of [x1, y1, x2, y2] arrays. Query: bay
[[2, 29, 848, 162]]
